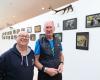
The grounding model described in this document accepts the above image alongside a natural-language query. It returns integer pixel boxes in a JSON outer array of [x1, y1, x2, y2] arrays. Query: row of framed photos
[[2, 32, 89, 50], [63, 13, 100, 30], [2, 32, 62, 42], [2, 25, 41, 36], [2, 13, 100, 36]]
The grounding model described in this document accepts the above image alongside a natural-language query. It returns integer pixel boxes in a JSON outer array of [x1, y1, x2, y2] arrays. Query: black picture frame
[[63, 18, 77, 30], [76, 32, 89, 50], [13, 30, 16, 34], [39, 34, 45, 39], [30, 34, 36, 41], [54, 33, 62, 42], [86, 13, 100, 28]]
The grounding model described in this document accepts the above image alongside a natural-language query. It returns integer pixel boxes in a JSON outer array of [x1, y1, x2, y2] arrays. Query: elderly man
[[34, 21, 64, 80], [0, 31, 35, 80]]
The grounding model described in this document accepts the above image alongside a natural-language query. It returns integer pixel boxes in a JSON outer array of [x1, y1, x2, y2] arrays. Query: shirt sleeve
[[34, 40, 40, 55]]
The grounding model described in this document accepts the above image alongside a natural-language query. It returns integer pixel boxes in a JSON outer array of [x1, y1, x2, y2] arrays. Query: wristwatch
[[41, 66, 48, 72], [44, 67, 48, 72], [60, 61, 64, 64]]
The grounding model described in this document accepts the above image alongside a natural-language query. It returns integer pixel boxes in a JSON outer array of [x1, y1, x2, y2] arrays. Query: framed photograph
[[13, 35, 17, 39], [3, 36, 5, 39], [2, 36, 5, 39], [11, 35, 14, 39], [34, 25, 41, 33], [27, 27, 32, 33], [7, 32, 10, 35], [2, 32, 5, 36], [54, 33, 62, 42], [39, 34, 45, 39], [6, 36, 8, 39], [8, 36, 10, 40], [9, 31, 12, 35], [63, 18, 77, 30], [17, 29, 20, 34], [21, 28, 25, 31], [30, 34, 36, 41], [76, 32, 89, 50], [13, 30, 16, 34], [5, 32, 7, 35], [86, 13, 100, 28]]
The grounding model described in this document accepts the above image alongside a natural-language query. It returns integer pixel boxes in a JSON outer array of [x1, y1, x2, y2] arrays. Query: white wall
[[0, 0, 100, 80]]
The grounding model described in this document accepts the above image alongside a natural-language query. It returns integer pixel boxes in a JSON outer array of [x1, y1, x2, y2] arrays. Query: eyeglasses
[[18, 35, 30, 39]]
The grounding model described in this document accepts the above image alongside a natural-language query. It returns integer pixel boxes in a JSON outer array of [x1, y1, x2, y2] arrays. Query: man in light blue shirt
[[34, 20, 64, 80]]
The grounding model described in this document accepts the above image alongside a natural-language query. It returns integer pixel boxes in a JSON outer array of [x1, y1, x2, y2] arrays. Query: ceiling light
[[41, 7, 45, 10]]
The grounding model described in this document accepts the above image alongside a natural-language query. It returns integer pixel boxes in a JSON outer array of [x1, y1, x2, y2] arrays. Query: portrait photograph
[[30, 34, 36, 41], [54, 33, 62, 42], [34, 25, 41, 33], [63, 18, 77, 30], [76, 32, 89, 50], [86, 13, 100, 28]]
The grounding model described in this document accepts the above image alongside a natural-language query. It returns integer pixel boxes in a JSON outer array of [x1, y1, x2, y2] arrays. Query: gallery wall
[[0, 0, 100, 80]]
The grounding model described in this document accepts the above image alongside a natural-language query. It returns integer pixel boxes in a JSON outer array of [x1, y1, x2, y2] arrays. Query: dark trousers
[[38, 71, 62, 80]]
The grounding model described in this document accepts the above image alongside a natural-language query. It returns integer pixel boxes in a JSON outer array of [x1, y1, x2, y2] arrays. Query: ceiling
[[0, 0, 77, 29]]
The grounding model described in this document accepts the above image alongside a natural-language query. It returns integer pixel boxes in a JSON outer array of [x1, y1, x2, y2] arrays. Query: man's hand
[[57, 63, 64, 73], [45, 67, 58, 76]]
